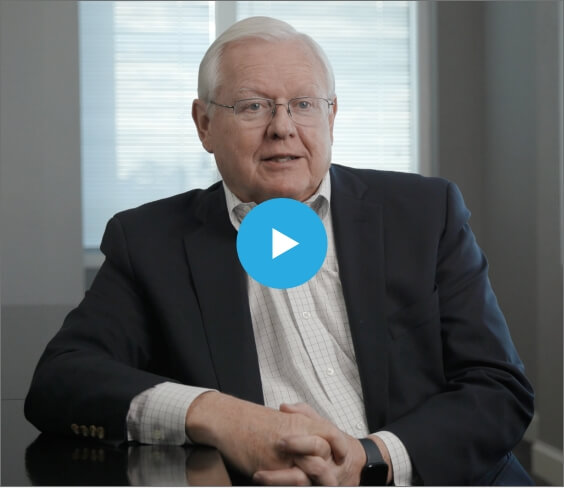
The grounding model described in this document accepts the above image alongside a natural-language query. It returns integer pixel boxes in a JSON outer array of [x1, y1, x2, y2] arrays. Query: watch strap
[[359, 437, 384, 466], [358, 437, 388, 486]]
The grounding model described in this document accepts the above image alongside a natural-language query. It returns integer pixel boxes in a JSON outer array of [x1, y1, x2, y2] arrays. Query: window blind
[[236, 1, 413, 174], [79, 1, 414, 249], [80, 1, 216, 248]]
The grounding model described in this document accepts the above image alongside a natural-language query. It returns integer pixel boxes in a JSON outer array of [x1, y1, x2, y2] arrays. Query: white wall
[[1, 0, 83, 395], [0, 1, 83, 483], [435, 1, 563, 484]]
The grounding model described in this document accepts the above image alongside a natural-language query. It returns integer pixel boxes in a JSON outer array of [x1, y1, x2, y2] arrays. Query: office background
[[1, 1, 563, 485]]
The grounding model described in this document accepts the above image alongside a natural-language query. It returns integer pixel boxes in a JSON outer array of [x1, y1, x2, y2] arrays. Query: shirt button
[[326, 367, 335, 376], [302, 311, 311, 319], [355, 422, 364, 431]]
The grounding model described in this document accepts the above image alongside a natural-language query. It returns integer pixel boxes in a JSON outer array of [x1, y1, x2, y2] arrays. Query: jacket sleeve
[[384, 182, 534, 485], [24, 216, 179, 442]]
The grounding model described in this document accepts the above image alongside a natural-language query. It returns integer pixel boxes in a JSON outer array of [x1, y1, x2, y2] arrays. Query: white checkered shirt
[[127, 171, 412, 485]]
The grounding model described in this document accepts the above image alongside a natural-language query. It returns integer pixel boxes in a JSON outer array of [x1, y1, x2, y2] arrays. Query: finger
[[278, 435, 332, 458], [280, 403, 349, 463], [293, 456, 339, 487], [323, 431, 349, 463], [280, 402, 320, 419], [253, 467, 311, 486]]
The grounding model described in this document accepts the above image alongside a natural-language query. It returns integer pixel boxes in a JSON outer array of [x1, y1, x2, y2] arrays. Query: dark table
[[2, 399, 540, 486], [1, 399, 247, 485]]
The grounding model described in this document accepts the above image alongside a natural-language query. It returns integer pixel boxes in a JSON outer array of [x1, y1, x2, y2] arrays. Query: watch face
[[361, 462, 388, 486]]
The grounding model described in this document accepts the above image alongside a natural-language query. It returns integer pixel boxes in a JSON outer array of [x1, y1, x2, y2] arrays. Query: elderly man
[[26, 16, 533, 486]]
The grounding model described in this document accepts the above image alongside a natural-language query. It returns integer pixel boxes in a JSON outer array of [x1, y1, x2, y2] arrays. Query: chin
[[276, 188, 313, 202], [256, 177, 315, 203]]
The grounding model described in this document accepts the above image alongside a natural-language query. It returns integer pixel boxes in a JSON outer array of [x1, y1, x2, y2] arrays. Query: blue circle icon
[[236, 198, 328, 289]]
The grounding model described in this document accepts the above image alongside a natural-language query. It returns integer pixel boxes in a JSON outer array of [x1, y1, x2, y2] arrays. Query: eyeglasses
[[209, 97, 334, 127]]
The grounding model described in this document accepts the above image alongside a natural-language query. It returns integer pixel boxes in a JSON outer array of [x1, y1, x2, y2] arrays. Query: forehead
[[218, 38, 327, 97]]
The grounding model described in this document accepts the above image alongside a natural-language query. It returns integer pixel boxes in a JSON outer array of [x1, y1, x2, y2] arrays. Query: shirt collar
[[223, 170, 331, 231]]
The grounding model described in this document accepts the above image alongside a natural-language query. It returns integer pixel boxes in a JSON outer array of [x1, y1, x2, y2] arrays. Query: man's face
[[193, 38, 337, 203]]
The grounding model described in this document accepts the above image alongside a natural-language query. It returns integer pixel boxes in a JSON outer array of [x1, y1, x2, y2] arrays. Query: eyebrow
[[233, 87, 323, 99], [233, 88, 267, 98]]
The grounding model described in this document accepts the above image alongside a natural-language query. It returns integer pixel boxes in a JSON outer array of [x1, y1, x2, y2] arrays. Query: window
[[79, 1, 419, 249]]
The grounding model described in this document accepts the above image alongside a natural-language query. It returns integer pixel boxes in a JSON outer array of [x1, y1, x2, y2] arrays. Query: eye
[[247, 102, 263, 112], [239, 99, 268, 113], [296, 99, 313, 110]]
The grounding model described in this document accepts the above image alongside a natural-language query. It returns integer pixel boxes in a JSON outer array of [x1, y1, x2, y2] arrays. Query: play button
[[236, 198, 328, 289], [272, 228, 299, 259]]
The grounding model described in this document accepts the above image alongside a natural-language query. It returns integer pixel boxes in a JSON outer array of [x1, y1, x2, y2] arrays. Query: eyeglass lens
[[233, 98, 330, 126]]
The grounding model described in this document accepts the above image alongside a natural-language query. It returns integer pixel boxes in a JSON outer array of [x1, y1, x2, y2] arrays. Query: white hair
[[197, 16, 335, 102]]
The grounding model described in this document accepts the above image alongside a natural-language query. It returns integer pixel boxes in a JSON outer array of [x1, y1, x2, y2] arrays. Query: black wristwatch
[[358, 438, 389, 486]]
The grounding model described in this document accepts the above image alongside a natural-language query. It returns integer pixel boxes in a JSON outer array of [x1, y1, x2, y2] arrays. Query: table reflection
[[25, 434, 233, 486]]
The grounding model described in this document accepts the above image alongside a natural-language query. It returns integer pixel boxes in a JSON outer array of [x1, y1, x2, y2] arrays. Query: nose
[[266, 103, 296, 139]]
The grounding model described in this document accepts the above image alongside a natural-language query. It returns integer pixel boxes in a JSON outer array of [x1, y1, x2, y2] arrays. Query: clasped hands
[[186, 392, 391, 486], [252, 402, 367, 486]]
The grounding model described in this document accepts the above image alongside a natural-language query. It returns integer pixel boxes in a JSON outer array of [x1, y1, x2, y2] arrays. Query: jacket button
[[89, 425, 97, 437], [71, 424, 79, 435], [96, 426, 105, 439], [80, 425, 89, 437]]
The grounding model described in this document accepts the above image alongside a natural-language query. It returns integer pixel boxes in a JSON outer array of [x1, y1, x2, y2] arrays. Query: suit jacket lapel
[[330, 166, 390, 431], [183, 185, 264, 405]]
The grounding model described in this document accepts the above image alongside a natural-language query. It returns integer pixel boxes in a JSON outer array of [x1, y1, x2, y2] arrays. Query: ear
[[192, 99, 214, 153], [328, 96, 338, 144]]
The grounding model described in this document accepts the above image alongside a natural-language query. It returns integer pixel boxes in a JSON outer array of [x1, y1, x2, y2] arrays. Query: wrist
[[185, 391, 225, 446]]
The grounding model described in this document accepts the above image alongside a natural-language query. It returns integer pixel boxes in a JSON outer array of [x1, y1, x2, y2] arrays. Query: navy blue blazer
[[25, 165, 534, 485]]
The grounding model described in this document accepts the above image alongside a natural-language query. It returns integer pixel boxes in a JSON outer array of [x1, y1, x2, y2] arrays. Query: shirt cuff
[[373, 430, 413, 486], [127, 382, 215, 445]]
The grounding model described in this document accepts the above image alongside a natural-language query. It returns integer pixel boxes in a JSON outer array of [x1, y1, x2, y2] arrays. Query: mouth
[[261, 155, 300, 163]]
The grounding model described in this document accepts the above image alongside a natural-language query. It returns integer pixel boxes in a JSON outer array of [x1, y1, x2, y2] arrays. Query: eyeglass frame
[[208, 96, 335, 126]]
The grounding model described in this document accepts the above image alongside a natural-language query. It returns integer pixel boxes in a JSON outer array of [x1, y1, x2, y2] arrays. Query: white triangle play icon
[[272, 228, 299, 259]]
